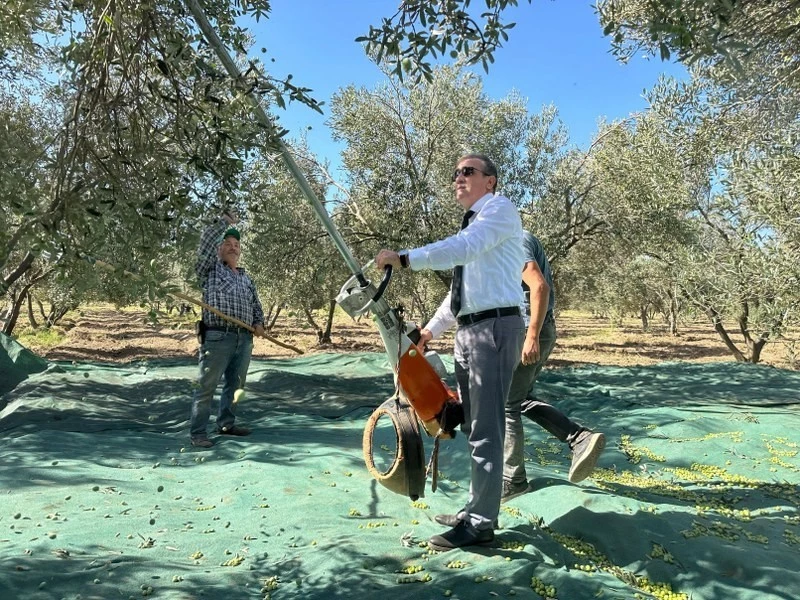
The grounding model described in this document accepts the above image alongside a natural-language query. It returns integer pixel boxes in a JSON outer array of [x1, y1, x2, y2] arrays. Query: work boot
[[190, 437, 214, 449], [568, 432, 605, 483]]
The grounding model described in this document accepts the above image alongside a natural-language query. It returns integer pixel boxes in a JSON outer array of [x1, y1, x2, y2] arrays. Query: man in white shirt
[[376, 153, 525, 551]]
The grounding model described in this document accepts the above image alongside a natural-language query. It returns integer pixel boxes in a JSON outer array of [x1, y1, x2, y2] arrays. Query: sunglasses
[[451, 166, 492, 182]]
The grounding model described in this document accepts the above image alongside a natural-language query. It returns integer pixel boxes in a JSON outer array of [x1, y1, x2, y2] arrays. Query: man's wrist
[[399, 252, 410, 268], [222, 209, 237, 225]]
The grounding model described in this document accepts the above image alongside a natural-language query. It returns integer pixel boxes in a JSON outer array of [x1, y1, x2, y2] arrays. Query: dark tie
[[450, 210, 475, 316]]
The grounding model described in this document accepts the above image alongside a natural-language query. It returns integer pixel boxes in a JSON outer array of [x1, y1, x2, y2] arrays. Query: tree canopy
[[1, 0, 797, 364]]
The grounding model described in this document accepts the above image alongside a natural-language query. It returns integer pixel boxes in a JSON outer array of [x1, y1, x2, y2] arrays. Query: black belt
[[206, 324, 250, 333], [457, 306, 520, 326]]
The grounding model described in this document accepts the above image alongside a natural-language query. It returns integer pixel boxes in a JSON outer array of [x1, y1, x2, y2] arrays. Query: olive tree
[[328, 66, 558, 321], [0, 1, 325, 334], [357, 0, 532, 83], [581, 74, 799, 363]]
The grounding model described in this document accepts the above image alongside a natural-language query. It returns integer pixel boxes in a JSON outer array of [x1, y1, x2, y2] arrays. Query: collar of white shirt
[[465, 192, 495, 217]]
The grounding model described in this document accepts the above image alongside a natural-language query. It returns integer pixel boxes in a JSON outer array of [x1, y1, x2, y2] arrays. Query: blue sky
[[244, 1, 686, 173]]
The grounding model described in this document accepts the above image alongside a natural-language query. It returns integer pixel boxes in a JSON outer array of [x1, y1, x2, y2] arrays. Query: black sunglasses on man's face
[[451, 166, 491, 182]]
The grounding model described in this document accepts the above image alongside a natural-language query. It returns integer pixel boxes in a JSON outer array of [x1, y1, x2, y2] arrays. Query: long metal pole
[[185, 0, 367, 285]]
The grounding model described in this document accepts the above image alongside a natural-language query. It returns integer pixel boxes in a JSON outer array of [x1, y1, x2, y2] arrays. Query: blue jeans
[[190, 329, 253, 439]]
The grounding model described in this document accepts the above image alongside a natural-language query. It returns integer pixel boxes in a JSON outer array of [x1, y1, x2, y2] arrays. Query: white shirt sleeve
[[407, 196, 516, 272], [423, 292, 457, 339]]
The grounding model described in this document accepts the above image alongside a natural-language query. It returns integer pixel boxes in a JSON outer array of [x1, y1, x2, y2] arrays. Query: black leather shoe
[[428, 520, 494, 552], [435, 514, 460, 527]]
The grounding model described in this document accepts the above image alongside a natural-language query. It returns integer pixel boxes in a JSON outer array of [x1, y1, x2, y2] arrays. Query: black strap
[[449, 210, 474, 316]]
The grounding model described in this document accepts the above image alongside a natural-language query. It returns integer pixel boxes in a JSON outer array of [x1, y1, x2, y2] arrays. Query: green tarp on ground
[[0, 333, 47, 396], [0, 332, 49, 397], [1, 353, 799, 600]]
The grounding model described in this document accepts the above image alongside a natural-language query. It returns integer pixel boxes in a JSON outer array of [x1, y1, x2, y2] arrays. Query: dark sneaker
[[428, 520, 494, 552], [568, 432, 605, 483], [435, 514, 499, 529], [217, 425, 251, 436], [501, 479, 529, 503], [190, 437, 214, 448]]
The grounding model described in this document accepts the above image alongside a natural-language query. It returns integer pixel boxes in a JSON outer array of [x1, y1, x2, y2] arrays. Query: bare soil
[[31, 306, 798, 370]]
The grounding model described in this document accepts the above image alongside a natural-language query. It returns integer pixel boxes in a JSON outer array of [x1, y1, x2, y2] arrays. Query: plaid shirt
[[195, 219, 264, 329]]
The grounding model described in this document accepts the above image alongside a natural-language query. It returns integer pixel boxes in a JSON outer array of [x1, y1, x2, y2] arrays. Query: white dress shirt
[[407, 192, 524, 339]]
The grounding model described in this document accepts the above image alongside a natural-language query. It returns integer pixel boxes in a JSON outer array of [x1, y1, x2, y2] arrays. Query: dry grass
[[18, 304, 799, 370], [552, 310, 798, 369]]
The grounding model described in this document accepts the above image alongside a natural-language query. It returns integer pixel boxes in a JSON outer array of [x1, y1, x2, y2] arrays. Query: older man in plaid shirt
[[189, 211, 265, 448]]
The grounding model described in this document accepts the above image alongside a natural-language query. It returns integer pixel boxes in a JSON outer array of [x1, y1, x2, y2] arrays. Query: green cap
[[222, 227, 240, 241]]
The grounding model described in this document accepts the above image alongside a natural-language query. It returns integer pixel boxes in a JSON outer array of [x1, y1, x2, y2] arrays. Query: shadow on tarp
[[0, 540, 436, 600], [0, 353, 398, 430], [535, 360, 800, 409], [1, 354, 799, 600], [559, 505, 799, 600], [0, 413, 373, 492], [496, 500, 800, 600], [0, 354, 398, 493]]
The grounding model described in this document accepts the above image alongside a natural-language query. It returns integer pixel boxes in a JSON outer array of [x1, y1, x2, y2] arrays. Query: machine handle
[[372, 265, 393, 303]]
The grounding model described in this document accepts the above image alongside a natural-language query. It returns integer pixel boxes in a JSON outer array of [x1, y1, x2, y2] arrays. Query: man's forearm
[[521, 260, 549, 338], [195, 219, 227, 280], [529, 289, 548, 337]]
